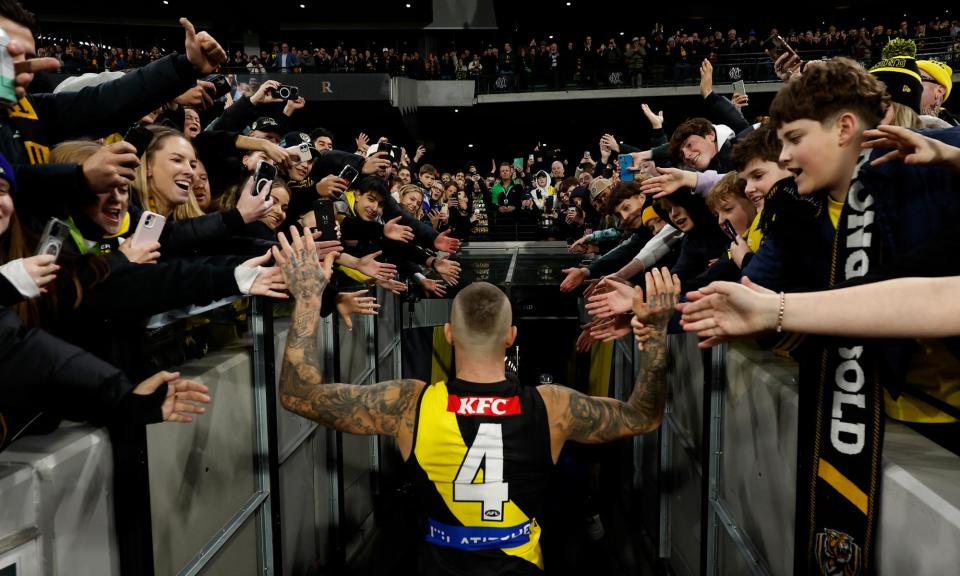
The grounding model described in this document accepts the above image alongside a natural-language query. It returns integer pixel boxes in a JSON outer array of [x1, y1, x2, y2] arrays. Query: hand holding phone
[[131, 211, 167, 248], [313, 199, 338, 241], [201, 74, 231, 99], [762, 35, 796, 61], [296, 143, 313, 163], [35, 217, 70, 259], [338, 164, 359, 185], [618, 153, 636, 182], [123, 124, 154, 155], [721, 220, 739, 243], [253, 160, 277, 197], [270, 84, 300, 101]]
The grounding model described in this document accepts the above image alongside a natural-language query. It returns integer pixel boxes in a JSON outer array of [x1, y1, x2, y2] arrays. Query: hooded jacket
[[530, 170, 555, 211]]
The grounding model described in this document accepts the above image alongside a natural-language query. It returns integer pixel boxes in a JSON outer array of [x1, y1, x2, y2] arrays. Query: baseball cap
[[248, 116, 282, 135], [280, 131, 321, 159], [366, 142, 400, 163], [589, 177, 612, 201]]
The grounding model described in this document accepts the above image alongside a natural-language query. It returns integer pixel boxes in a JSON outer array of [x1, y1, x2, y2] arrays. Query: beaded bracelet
[[776, 292, 786, 333]]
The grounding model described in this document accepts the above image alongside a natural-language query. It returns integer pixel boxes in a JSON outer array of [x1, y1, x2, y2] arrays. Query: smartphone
[[721, 220, 739, 243], [296, 142, 313, 163], [0, 27, 17, 105], [253, 160, 277, 197], [378, 141, 395, 159], [130, 211, 166, 248], [338, 164, 359, 185], [618, 153, 635, 182], [448, 196, 459, 208], [567, 206, 577, 216], [762, 34, 796, 60], [35, 217, 70, 258], [312, 199, 338, 241], [201, 73, 231, 99], [732, 80, 746, 96], [123, 124, 154, 155], [513, 157, 523, 169], [584, 151, 592, 159], [270, 84, 300, 101]]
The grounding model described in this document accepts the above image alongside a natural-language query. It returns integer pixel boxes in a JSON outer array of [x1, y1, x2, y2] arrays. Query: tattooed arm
[[273, 226, 424, 450], [540, 267, 679, 459]]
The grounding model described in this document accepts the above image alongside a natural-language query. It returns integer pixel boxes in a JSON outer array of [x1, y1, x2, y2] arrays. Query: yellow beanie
[[641, 206, 659, 226], [917, 60, 953, 101]]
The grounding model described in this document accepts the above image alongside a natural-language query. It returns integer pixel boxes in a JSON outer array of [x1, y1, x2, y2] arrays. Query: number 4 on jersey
[[453, 423, 510, 521]]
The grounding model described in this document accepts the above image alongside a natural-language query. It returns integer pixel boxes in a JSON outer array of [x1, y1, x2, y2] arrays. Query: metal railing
[[211, 38, 958, 94], [618, 332, 960, 576]]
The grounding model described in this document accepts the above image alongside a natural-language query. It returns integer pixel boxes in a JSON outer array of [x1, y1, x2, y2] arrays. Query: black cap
[[280, 131, 320, 159], [248, 116, 282, 134]]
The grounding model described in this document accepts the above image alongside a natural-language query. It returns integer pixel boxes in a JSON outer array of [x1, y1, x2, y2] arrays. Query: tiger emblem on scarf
[[815, 528, 862, 576]]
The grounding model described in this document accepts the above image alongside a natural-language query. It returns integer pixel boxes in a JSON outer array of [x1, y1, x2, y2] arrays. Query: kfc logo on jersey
[[447, 395, 521, 416]]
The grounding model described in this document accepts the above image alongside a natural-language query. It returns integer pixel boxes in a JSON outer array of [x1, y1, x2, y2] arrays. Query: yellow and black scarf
[[795, 154, 883, 576]]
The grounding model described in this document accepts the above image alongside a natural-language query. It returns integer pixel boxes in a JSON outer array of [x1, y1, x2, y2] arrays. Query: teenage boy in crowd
[[336, 176, 460, 289], [703, 172, 761, 271], [744, 58, 960, 291], [743, 57, 960, 574], [560, 182, 683, 292]]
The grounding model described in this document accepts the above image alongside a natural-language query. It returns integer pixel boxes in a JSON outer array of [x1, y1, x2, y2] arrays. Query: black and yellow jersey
[[405, 378, 553, 575]]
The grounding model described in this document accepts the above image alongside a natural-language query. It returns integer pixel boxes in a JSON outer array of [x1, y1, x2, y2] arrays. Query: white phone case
[[130, 211, 166, 247]]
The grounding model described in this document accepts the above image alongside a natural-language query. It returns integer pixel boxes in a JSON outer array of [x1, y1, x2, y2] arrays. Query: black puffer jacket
[[0, 307, 167, 450]]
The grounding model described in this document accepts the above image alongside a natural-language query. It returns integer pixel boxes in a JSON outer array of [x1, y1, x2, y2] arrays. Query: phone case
[[339, 165, 359, 184], [722, 220, 739, 242], [253, 161, 277, 196], [130, 211, 167, 248], [124, 125, 154, 155], [313, 199, 338, 241], [297, 143, 312, 163], [618, 154, 635, 182], [35, 217, 70, 258]]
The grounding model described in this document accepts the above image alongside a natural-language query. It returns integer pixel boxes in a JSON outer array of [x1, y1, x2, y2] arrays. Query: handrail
[[624, 334, 960, 576], [216, 45, 955, 94]]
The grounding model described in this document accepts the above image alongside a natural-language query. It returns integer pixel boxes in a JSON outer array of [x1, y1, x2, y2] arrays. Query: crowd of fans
[[4, 0, 960, 434], [1, 5, 473, 446], [2, 0, 960, 570], [37, 16, 960, 89]]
